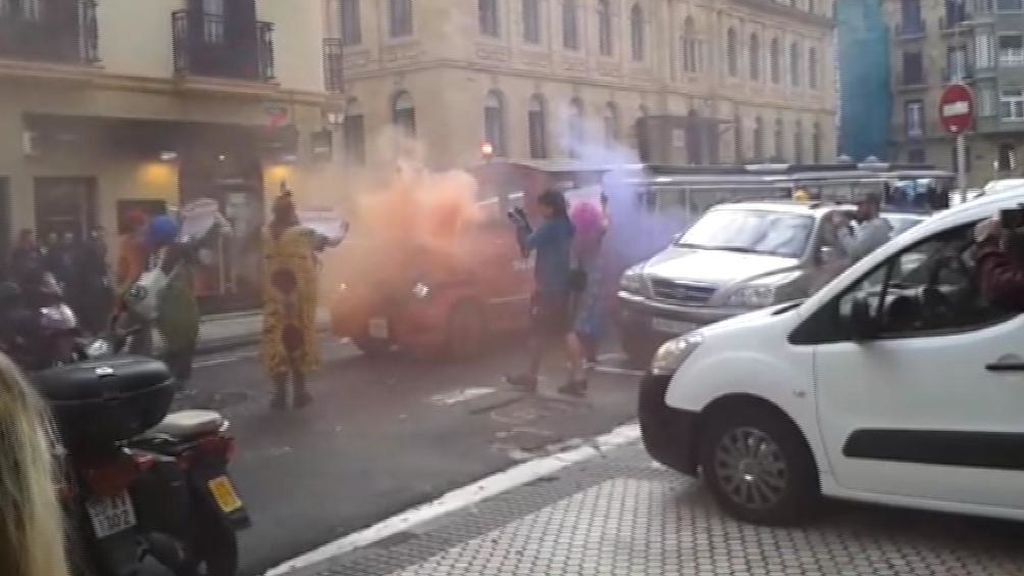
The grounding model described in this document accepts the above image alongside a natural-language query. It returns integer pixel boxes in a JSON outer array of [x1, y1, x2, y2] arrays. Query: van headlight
[[650, 332, 703, 376], [619, 265, 644, 294], [412, 282, 431, 299], [727, 285, 777, 308]]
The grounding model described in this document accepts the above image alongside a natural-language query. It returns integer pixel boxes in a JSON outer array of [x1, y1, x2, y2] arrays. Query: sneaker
[[558, 379, 588, 398], [505, 374, 538, 392]]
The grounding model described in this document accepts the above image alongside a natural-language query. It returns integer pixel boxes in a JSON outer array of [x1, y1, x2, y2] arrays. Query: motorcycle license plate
[[208, 476, 244, 513], [86, 491, 137, 539], [368, 317, 389, 339]]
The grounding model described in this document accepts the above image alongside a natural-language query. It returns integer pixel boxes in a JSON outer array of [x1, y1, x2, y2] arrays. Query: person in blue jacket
[[506, 189, 575, 392]]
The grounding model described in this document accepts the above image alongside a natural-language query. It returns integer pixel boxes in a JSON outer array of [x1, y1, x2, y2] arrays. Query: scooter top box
[[34, 356, 175, 448]]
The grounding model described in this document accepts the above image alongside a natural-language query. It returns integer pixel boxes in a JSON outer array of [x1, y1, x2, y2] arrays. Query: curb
[[265, 422, 641, 576]]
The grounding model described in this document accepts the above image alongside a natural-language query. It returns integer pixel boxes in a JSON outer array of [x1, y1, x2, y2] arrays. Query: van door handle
[[985, 361, 1024, 372]]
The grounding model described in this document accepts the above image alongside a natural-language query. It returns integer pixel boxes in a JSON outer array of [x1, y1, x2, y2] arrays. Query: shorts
[[530, 291, 571, 338]]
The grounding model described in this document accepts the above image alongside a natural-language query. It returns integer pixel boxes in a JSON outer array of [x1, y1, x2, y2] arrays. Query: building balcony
[[895, 20, 927, 40], [0, 0, 98, 65], [939, 12, 972, 33], [943, 65, 975, 82], [323, 38, 343, 94], [172, 9, 274, 82], [899, 72, 929, 89]]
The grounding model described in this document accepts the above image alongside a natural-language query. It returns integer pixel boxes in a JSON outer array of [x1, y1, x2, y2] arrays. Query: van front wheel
[[698, 405, 819, 525]]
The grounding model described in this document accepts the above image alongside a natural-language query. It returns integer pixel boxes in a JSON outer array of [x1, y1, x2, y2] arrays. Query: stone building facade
[[331, 0, 838, 170]]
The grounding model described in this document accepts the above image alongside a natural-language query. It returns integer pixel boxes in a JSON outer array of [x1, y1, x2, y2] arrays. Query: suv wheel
[[698, 405, 819, 525]]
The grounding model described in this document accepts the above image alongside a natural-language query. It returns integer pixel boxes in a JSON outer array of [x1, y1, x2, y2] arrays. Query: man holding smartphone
[[974, 207, 1024, 311]]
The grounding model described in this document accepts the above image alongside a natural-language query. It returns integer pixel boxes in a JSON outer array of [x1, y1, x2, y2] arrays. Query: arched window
[[681, 16, 699, 74], [479, 0, 499, 37], [749, 33, 761, 81], [770, 37, 781, 84], [774, 117, 784, 161], [392, 91, 416, 137], [604, 102, 620, 145], [528, 95, 547, 159], [790, 41, 801, 87], [343, 98, 366, 165], [794, 120, 804, 163], [630, 3, 644, 62], [484, 91, 506, 156], [389, 0, 413, 38], [726, 27, 739, 77], [598, 0, 612, 56], [522, 0, 540, 43], [734, 114, 744, 162], [808, 46, 819, 89], [567, 98, 584, 158], [753, 116, 765, 161], [563, 0, 579, 49]]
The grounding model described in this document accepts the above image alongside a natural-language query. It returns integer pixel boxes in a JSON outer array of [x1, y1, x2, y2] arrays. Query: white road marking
[[264, 422, 641, 576], [591, 365, 645, 377], [430, 387, 497, 406]]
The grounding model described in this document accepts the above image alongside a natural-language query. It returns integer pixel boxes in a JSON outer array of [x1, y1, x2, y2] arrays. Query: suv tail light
[[177, 435, 236, 470]]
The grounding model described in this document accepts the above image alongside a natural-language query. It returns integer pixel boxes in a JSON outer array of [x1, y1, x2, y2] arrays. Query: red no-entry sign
[[939, 83, 974, 134]]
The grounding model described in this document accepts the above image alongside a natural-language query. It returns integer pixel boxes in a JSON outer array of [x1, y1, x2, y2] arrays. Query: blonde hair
[[0, 352, 69, 576]]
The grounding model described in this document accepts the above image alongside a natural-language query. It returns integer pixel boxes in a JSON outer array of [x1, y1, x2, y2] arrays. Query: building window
[[681, 17, 699, 74], [480, 0, 499, 37], [770, 37, 781, 84], [998, 34, 1024, 66], [341, 0, 361, 46], [393, 91, 416, 137], [975, 33, 995, 69], [947, 44, 968, 80], [1000, 87, 1024, 120], [808, 0, 816, 13], [978, 85, 996, 116], [726, 27, 739, 77], [753, 116, 765, 161], [484, 91, 506, 156], [808, 46, 818, 89], [907, 148, 927, 163], [750, 33, 761, 80], [598, 0, 612, 56], [790, 41, 801, 86], [774, 118, 784, 161], [630, 3, 644, 62], [998, 143, 1018, 171], [603, 102, 620, 145], [202, 0, 225, 44], [523, 0, 540, 43], [567, 98, 584, 158], [902, 51, 924, 84], [563, 0, 579, 50], [901, 0, 923, 31], [343, 99, 366, 165], [1, 0, 41, 21], [905, 100, 925, 137], [528, 95, 547, 159], [812, 122, 822, 163], [734, 115, 744, 162], [389, 0, 413, 38], [996, 0, 1023, 11], [951, 144, 972, 172], [945, 0, 968, 25], [794, 120, 804, 163]]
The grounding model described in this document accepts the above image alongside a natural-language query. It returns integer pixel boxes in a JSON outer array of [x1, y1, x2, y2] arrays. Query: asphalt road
[[182, 337, 641, 576]]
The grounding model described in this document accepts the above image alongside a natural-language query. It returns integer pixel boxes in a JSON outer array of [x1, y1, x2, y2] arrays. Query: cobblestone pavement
[[290, 445, 1024, 576]]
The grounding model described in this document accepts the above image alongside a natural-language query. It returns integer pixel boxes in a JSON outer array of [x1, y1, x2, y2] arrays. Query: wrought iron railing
[[171, 9, 275, 81], [0, 0, 99, 64], [323, 38, 343, 93]]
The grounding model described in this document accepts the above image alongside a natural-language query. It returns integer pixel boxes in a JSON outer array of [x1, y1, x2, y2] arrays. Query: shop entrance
[[179, 148, 265, 313], [34, 177, 97, 243]]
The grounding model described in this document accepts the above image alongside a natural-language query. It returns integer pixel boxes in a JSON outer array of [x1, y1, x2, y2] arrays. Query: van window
[[838, 223, 1016, 336]]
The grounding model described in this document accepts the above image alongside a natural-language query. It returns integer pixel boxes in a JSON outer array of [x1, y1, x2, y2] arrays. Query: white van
[[640, 188, 1024, 525]]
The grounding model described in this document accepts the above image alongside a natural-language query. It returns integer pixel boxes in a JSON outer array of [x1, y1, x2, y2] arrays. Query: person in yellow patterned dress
[[262, 192, 337, 410]]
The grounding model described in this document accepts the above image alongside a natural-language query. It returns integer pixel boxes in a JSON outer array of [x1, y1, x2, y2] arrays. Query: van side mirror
[[845, 295, 879, 340]]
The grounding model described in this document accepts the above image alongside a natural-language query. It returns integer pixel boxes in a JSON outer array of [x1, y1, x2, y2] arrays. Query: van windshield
[[676, 209, 814, 258]]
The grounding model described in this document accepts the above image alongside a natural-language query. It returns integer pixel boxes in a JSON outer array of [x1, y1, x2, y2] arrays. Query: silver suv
[[617, 200, 924, 365]]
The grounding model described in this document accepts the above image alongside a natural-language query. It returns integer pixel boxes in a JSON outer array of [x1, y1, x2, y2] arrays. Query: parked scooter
[[34, 345, 249, 575]]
